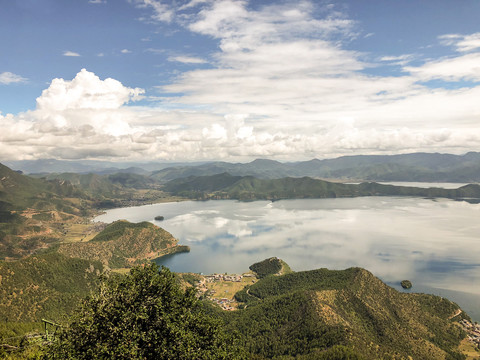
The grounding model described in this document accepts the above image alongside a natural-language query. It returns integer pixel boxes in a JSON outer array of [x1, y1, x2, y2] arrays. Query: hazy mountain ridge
[[6, 152, 480, 182], [153, 152, 480, 183]]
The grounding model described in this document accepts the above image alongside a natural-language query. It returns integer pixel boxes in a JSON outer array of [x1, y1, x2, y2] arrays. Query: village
[[459, 319, 480, 348], [193, 272, 257, 311]]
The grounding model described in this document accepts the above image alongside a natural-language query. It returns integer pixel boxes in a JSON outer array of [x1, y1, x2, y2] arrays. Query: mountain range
[[4, 152, 480, 183], [5, 152, 480, 183]]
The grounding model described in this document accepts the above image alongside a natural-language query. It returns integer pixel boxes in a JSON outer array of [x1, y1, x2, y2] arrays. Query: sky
[[1, 0, 480, 163]]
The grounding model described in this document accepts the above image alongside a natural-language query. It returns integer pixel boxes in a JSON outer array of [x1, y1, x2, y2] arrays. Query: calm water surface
[[95, 197, 480, 321]]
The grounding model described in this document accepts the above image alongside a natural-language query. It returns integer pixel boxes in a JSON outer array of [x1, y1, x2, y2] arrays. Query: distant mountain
[[5, 152, 480, 182], [152, 152, 480, 183], [34, 172, 158, 195], [0, 163, 86, 210], [228, 263, 468, 359], [3, 159, 207, 175], [162, 172, 480, 201]]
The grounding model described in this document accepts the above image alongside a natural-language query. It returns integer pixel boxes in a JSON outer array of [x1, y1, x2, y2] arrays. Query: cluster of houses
[[211, 297, 236, 311], [459, 319, 480, 347], [193, 272, 257, 311], [204, 273, 244, 282]]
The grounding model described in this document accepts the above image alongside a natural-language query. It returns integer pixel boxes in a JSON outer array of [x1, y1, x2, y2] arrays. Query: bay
[[95, 196, 480, 321]]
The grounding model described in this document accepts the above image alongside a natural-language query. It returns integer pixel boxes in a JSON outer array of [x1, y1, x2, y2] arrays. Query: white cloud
[[440, 32, 480, 52], [178, 0, 210, 11], [121, 49, 132, 54], [145, 48, 165, 54], [379, 54, 414, 66], [404, 53, 480, 82], [129, 0, 174, 23], [63, 51, 81, 57], [0, 72, 27, 84], [36, 69, 144, 112], [89, 0, 106, 4], [31, 69, 145, 139], [168, 55, 207, 64]]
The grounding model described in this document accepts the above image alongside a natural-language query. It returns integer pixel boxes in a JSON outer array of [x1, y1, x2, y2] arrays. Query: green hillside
[[162, 173, 480, 201], [249, 257, 292, 278], [229, 266, 468, 359], [0, 164, 93, 259], [0, 163, 175, 260], [0, 252, 105, 325], [57, 220, 189, 268], [0, 163, 86, 211]]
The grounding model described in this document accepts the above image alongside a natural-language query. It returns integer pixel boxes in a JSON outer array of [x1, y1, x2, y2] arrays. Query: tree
[[44, 264, 245, 359]]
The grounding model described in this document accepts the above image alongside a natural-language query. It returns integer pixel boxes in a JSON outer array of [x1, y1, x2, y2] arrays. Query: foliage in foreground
[[43, 264, 245, 360]]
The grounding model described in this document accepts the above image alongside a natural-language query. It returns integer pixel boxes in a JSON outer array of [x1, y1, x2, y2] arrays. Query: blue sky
[[1, 0, 480, 162]]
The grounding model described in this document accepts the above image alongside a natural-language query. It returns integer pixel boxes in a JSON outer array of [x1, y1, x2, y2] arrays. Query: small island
[[401, 280, 413, 289], [154, 216, 165, 221]]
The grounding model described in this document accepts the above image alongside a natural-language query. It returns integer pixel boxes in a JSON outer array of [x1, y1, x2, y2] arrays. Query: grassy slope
[[0, 252, 105, 323], [0, 164, 94, 259], [57, 220, 189, 268]]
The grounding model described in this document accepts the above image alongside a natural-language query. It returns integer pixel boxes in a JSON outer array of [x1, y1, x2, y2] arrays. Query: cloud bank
[[2, 0, 480, 161]]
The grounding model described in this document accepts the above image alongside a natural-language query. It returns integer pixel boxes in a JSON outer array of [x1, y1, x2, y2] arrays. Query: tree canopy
[[44, 264, 244, 359]]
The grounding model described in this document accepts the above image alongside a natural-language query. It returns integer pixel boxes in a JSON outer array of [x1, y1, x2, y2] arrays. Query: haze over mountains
[[6, 152, 480, 183]]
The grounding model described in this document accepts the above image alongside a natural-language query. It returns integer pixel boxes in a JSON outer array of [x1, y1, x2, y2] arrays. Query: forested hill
[[57, 220, 189, 268], [162, 172, 480, 201], [227, 265, 468, 359], [0, 163, 86, 211], [0, 163, 93, 259], [0, 162, 174, 260], [0, 252, 105, 323]]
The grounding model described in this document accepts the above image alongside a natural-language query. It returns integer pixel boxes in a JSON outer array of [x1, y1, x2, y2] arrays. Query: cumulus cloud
[[0, 72, 27, 84], [0, 70, 150, 160]]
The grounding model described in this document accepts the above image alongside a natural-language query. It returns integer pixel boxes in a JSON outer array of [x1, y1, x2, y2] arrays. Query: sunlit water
[[95, 196, 480, 321]]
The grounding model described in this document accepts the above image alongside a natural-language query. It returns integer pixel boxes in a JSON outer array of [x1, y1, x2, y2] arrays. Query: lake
[[95, 196, 480, 321]]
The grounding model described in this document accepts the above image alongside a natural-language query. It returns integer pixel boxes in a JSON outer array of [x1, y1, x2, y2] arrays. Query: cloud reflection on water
[[95, 197, 480, 296]]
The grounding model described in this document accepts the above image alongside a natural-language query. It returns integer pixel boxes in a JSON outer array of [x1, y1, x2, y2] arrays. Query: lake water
[[95, 196, 480, 321]]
